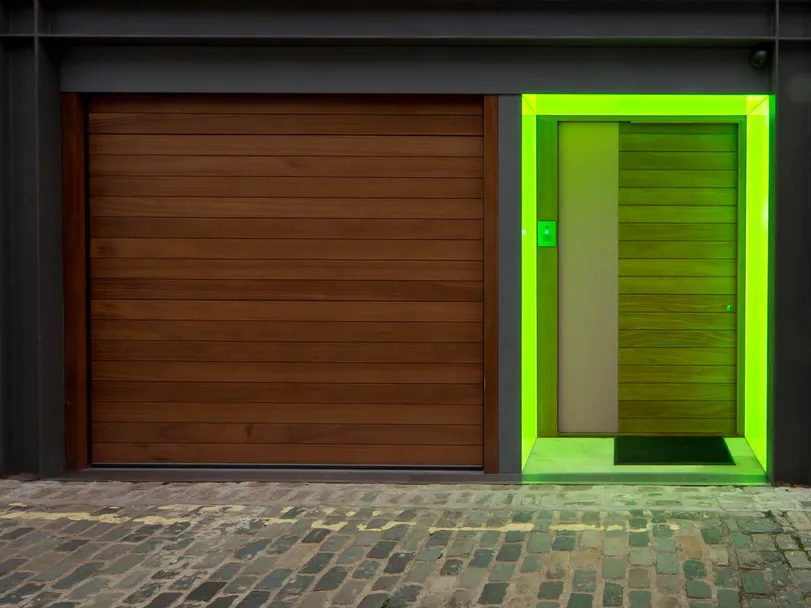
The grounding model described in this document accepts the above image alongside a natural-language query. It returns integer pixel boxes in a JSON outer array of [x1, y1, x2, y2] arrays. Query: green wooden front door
[[617, 122, 739, 435]]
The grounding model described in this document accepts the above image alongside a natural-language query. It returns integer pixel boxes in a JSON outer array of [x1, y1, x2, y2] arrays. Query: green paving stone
[[630, 549, 653, 567], [656, 554, 679, 575], [774, 590, 803, 608], [573, 570, 597, 593], [603, 583, 623, 607], [747, 601, 775, 608], [657, 574, 681, 594], [629, 591, 651, 608], [714, 567, 738, 587], [583, 513, 601, 525], [537, 603, 558, 608], [552, 537, 575, 552], [417, 548, 442, 562], [528, 534, 553, 554], [767, 563, 792, 588], [505, 531, 526, 543], [521, 555, 543, 573], [567, 594, 593, 608], [495, 545, 521, 563], [479, 531, 502, 549], [534, 520, 552, 532], [652, 524, 673, 538], [629, 568, 650, 589], [683, 560, 706, 579], [478, 583, 507, 605], [742, 571, 770, 595], [629, 518, 647, 530], [603, 539, 624, 557], [461, 568, 486, 589], [470, 549, 494, 568], [490, 563, 515, 583], [602, 559, 625, 580], [760, 551, 784, 563], [653, 538, 676, 553], [630, 532, 649, 548], [731, 534, 753, 548], [406, 563, 433, 584], [717, 589, 740, 608], [440, 559, 463, 576], [538, 581, 563, 600], [512, 512, 533, 524], [701, 528, 723, 545], [685, 580, 711, 599], [352, 561, 380, 580]]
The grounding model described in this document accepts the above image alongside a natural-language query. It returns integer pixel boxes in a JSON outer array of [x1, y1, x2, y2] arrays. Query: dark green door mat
[[614, 436, 735, 466]]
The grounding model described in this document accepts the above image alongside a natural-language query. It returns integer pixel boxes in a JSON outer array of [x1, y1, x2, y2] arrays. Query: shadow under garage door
[[86, 94, 488, 468]]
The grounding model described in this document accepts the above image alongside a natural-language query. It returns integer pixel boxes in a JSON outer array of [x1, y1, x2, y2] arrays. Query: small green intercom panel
[[537, 221, 557, 247]]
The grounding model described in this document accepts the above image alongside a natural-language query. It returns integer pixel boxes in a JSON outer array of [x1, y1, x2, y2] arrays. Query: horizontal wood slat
[[91, 443, 483, 466], [89, 113, 483, 136], [620, 330, 735, 348], [91, 239, 482, 261], [618, 419, 736, 435], [91, 176, 482, 199], [619, 278, 736, 295], [619, 123, 738, 134], [90, 156, 483, 179], [91, 260, 483, 281], [619, 313, 736, 331], [92, 218, 483, 240], [93, 382, 483, 404], [619, 223, 736, 242], [619, 401, 736, 418], [619, 383, 736, 401], [619, 134, 737, 152], [90, 135, 483, 157], [94, 361, 482, 384], [619, 188, 736, 206], [619, 365, 735, 384], [619, 348, 736, 366], [619, 260, 736, 277], [92, 320, 483, 343], [91, 300, 483, 323], [92, 279, 484, 302], [619, 170, 736, 188], [89, 94, 487, 467], [89, 95, 485, 115], [90, 197, 484, 219], [618, 206, 736, 224], [92, 341, 483, 363], [92, 422, 483, 446], [93, 402, 484, 425], [619, 295, 735, 313], [619, 242, 736, 260], [618, 152, 737, 170]]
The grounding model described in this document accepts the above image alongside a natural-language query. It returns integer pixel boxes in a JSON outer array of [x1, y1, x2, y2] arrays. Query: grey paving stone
[[718, 589, 741, 608], [495, 544, 521, 562], [629, 568, 650, 589], [743, 571, 770, 595], [538, 581, 563, 600], [358, 593, 390, 608], [353, 560, 381, 580], [385, 552, 413, 574], [489, 563, 514, 582], [656, 553, 679, 575], [573, 569, 597, 592], [602, 558, 625, 580]]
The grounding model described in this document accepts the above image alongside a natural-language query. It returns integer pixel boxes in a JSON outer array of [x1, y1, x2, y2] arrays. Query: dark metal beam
[[770, 42, 811, 485], [38, 4, 774, 42]]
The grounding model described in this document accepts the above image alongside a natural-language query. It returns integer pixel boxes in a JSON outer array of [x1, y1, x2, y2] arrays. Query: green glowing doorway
[[521, 95, 771, 484]]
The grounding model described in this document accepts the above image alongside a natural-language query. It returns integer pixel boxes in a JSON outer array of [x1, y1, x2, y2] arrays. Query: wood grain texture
[[618, 122, 739, 436], [91, 238, 483, 260], [91, 218, 483, 240], [63, 93, 88, 471], [93, 402, 484, 424], [90, 134, 483, 157], [91, 443, 483, 466], [92, 422, 483, 445], [91, 259, 484, 281], [91, 279, 484, 302], [92, 341, 483, 363], [90, 156, 483, 179], [89, 94, 485, 115], [89, 94, 488, 467]]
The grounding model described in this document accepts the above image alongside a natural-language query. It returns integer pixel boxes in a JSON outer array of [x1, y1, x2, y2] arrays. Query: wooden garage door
[[87, 94, 490, 467]]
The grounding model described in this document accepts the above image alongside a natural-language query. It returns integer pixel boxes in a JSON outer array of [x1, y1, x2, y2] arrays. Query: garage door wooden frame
[[63, 93, 500, 473]]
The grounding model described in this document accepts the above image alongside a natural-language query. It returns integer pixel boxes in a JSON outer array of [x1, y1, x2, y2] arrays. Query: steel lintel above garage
[[0, 0, 788, 44]]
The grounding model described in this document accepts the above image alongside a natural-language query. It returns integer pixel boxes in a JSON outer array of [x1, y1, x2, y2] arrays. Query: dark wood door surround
[[63, 94, 499, 471]]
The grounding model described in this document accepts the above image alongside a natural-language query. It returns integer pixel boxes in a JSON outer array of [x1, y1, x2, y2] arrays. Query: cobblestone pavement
[[2, 482, 811, 607]]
